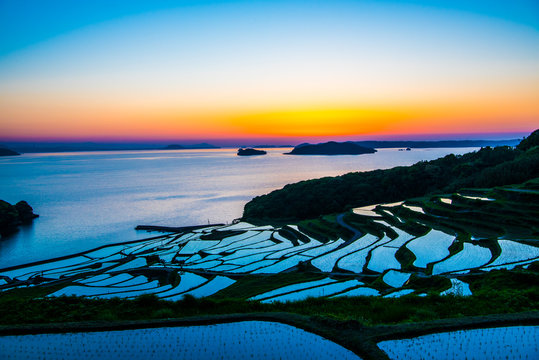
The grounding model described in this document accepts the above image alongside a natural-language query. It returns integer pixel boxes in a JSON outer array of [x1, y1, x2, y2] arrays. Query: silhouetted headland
[[0, 148, 20, 156], [0, 200, 39, 237]]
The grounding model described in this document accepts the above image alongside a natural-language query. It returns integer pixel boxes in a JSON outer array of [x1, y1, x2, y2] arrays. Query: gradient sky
[[0, 0, 538, 142]]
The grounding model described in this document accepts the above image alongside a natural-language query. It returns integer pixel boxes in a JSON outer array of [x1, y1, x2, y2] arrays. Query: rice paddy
[[0, 321, 362, 360], [0, 181, 537, 360], [378, 325, 538, 360], [1, 182, 537, 302]]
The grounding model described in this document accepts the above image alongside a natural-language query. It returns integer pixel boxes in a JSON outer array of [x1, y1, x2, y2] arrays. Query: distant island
[[237, 148, 267, 156], [354, 139, 520, 149], [286, 141, 376, 155], [0, 200, 38, 237], [0, 148, 20, 156], [0, 138, 522, 154], [250, 144, 293, 148], [164, 143, 220, 150]]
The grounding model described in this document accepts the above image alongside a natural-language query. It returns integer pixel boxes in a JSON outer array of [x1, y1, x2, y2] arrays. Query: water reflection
[[0, 147, 478, 267]]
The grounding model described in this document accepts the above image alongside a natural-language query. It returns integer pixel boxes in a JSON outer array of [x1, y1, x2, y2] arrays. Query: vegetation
[[0, 267, 537, 326], [243, 129, 539, 221]]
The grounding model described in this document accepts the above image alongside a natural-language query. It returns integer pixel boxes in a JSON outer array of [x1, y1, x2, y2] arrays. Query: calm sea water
[[0, 147, 477, 268]]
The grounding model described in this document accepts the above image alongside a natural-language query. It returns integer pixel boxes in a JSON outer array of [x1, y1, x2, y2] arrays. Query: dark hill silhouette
[[0, 200, 38, 237], [0, 148, 20, 156], [237, 148, 267, 156], [517, 129, 539, 151], [354, 139, 520, 149], [164, 144, 185, 149], [286, 141, 376, 155], [164, 143, 219, 150]]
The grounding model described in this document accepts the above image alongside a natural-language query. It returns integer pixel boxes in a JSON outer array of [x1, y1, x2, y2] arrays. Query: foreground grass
[[1, 287, 537, 327], [1, 267, 537, 326]]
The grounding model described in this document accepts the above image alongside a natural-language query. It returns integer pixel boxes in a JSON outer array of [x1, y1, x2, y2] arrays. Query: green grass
[[1, 267, 537, 327], [394, 245, 416, 271], [214, 272, 326, 299], [1, 285, 537, 327]]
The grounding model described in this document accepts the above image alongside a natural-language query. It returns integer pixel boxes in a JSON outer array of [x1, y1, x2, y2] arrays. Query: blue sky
[[0, 1, 537, 141], [1, 0, 538, 56]]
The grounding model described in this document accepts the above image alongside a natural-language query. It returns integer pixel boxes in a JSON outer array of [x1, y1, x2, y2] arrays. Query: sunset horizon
[[1, 1, 537, 141]]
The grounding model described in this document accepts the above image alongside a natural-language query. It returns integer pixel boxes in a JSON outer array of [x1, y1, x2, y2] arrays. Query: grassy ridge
[[1, 267, 537, 326]]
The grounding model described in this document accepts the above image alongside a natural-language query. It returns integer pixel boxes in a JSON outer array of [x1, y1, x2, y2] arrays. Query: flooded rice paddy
[[0, 321, 361, 360]]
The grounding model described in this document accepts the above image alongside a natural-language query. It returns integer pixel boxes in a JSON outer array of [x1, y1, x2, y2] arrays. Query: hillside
[[243, 130, 539, 222]]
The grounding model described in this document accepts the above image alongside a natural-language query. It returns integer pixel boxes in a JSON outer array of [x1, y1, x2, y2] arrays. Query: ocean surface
[[0, 147, 478, 268]]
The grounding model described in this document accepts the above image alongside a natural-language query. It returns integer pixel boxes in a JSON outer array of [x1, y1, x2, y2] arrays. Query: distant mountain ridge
[[0, 142, 220, 153], [0, 138, 521, 154], [164, 143, 220, 150], [354, 139, 520, 148]]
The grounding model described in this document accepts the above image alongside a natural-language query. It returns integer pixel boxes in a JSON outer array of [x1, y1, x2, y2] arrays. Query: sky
[[0, 0, 538, 142]]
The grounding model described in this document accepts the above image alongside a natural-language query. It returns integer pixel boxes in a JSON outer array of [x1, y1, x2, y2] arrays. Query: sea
[[0, 147, 478, 268]]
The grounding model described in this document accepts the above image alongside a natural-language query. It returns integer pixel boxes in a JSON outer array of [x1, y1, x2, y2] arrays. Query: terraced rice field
[[0, 183, 537, 301], [0, 321, 361, 360], [378, 325, 538, 360]]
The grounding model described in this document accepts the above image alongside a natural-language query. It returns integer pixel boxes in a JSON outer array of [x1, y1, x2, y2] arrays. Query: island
[[164, 144, 185, 149], [285, 141, 376, 155], [0, 200, 38, 237], [237, 148, 267, 156], [0, 148, 20, 156]]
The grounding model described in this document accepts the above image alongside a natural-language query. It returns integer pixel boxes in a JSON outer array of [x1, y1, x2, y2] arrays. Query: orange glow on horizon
[[1, 91, 537, 140]]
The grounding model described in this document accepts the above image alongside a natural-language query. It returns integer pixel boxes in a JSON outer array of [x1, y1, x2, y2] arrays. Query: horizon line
[[0, 130, 533, 145]]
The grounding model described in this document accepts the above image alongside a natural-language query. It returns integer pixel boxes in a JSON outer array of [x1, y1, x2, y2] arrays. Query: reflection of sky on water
[[0, 147, 476, 267], [0, 321, 361, 360]]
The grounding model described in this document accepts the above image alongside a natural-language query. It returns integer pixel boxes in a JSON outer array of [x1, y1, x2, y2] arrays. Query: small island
[[0, 200, 39, 237], [0, 148, 20, 156], [286, 141, 376, 155], [237, 148, 267, 156], [164, 144, 185, 150]]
